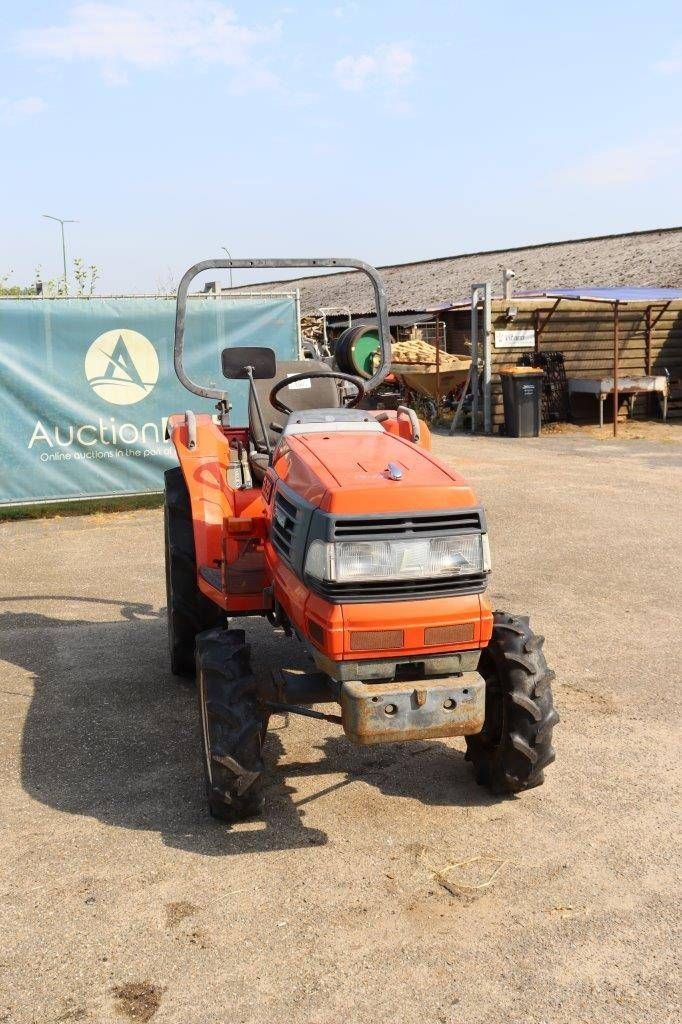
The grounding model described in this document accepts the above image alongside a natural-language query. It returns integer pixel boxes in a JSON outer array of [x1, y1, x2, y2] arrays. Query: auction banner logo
[[85, 329, 159, 405]]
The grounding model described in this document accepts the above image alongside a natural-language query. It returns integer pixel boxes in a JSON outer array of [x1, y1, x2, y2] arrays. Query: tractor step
[[199, 565, 222, 591]]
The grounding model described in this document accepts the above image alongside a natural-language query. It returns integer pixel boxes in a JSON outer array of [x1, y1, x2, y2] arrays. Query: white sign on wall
[[494, 329, 536, 349]]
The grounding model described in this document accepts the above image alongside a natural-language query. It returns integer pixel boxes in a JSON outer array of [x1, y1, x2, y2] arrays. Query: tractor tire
[[196, 628, 268, 822], [164, 467, 224, 677], [465, 611, 558, 795]]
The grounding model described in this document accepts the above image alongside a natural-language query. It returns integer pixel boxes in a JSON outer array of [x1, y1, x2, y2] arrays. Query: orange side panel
[[270, 558, 316, 631], [168, 414, 267, 613], [479, 594, 494, 644]]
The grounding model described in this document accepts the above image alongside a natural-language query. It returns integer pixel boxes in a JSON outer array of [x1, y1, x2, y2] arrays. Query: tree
[[0, 270, 39, 296], [73, 257, 99, 296], [1, 260, 101, 297]]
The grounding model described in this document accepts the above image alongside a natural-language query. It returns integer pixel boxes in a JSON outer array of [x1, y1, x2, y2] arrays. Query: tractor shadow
[[5, 597, 498, 856], [4, 598, 324, 855], [278, 734, 501, 814]]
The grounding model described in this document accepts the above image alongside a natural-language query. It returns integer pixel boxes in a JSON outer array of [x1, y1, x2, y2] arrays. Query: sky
[[1, 0, 681, 293]]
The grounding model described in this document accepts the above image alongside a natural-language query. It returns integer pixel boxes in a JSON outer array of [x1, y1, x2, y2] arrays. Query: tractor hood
[[276, 429, 478, 514]]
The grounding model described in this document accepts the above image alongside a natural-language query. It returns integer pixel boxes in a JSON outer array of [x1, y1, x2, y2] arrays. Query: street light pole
[[43, 214, 77, 292], [220, 246, 233, 290]]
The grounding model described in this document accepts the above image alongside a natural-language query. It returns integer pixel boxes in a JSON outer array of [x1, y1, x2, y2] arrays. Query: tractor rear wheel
[[466, 611, 558, 794], [164, 467, 224, 677], [196, 628, 268, 822]]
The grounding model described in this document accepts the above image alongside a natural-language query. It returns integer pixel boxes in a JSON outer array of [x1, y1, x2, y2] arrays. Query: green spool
[[349, 327, 380, 378]]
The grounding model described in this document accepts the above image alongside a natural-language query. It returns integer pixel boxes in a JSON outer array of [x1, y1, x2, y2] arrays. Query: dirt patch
[[55, 1004, 87, 1022], [184, 927, 210, 949], [164, 900, 198, 929], [542, 419, 681, 442], [111, 983, 163, 1023], [164, 902, 209, 948], [560, 681, 618, 714]]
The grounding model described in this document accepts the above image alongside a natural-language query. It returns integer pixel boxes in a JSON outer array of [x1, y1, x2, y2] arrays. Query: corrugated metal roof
[[349, 311, 443, 328], [231, 227, 682, 314], [326, 303, 455, 324]]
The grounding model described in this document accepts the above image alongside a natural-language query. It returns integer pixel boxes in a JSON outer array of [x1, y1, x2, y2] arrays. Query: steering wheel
[[269, 371, 366, 415]]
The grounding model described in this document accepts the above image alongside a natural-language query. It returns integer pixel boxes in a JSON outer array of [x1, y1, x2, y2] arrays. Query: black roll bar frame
[[173, 258, 392, 402]]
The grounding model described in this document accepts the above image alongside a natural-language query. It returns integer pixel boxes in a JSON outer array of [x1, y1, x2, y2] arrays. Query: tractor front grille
[[310, 572, 487, 603], [304, 506, 487, 604], [272, 492, 299, 562], [331, 509, 482, 540]]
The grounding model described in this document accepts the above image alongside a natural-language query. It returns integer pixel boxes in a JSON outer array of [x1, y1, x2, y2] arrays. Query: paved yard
[[1, 432, 680, 1024]]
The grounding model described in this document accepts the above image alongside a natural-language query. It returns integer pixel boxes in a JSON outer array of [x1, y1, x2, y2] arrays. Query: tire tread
[[465, 610, 558, 794], [196, 628, 268, 823], [164, 467, 224, 677]]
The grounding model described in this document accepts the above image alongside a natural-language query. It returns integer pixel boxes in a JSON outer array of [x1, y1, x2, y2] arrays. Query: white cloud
[[0, 96, 47, 125], [332, 1, 359, 17], [654, 57, 682, 74], [653, 44, 682, 74], [556, 138, 682, 187], [15, 2, 281, 87], [334, 42, 414, 93], [335, 53, 375, 92]]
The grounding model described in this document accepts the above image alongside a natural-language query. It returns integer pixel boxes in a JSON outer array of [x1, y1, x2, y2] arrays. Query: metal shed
[[446, 287, 682, 434]]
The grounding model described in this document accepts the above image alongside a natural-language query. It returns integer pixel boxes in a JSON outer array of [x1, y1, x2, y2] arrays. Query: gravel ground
[[1, 432, 680, 1024]]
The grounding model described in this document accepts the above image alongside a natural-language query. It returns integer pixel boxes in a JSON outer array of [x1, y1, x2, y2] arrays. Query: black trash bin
[[499, 368, 543, 437]]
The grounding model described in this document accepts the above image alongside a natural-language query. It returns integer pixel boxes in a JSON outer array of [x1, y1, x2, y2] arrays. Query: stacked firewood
[[391, 340, 470, 369], [300, 315, 324, 342]]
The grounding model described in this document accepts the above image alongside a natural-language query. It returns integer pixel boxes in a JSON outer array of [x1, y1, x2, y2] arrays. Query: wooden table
[[568, 375, 668, 427]]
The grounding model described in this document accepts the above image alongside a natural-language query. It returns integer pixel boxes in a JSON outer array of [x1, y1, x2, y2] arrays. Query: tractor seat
[[248, 360, 341, 483]]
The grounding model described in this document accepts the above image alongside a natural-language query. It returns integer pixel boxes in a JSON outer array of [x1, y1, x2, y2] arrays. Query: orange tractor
[[165, 258, 557, 821]]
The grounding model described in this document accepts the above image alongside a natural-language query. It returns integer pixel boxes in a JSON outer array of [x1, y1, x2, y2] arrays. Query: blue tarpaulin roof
[[448, 286, 682, 308], [517, 287, 682, 303]]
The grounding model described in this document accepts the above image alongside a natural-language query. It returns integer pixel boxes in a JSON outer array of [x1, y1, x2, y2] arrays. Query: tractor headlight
[[304, 534, 491, 583]]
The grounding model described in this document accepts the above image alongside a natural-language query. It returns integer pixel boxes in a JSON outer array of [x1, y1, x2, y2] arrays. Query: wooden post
[[613, 301, 619, 438], [435, 320, 441, 418], [645, 305, 652, 376], [470, 288, 479, 434]]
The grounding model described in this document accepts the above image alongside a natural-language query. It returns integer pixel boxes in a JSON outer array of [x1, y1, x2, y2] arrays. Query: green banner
[[0, 296, 298, 505]]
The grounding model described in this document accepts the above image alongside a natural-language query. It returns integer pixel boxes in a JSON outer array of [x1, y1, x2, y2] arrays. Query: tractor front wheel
[[466, 611, 558, 794], [196, 628, 268, 822], [164, 467, 224, 677]]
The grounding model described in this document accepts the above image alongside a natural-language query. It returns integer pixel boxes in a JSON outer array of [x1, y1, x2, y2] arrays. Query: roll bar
[[173, 258, 391, 401]]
